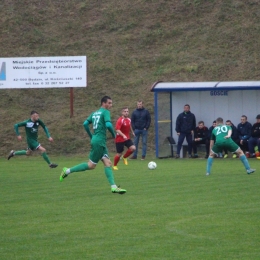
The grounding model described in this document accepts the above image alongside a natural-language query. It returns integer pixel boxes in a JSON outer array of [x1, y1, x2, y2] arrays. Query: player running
[[206, 117, 255, 176], [7, 110, 58, 168], [113, 107, 136, 170], [60, 96, 126, 194]]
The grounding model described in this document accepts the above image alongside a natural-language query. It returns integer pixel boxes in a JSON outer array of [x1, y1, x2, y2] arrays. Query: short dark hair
[[216, 117, 223, 124], [101, 96, 112, 104], [241, 115, 247, 120], [184, 104, 190, 108], [226, 120, 231, 123], [31, 110, 38, 115], [213, 120, 216, 123], [198, 121, 204, 125]]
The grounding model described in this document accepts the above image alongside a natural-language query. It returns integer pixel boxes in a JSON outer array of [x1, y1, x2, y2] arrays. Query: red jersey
[[115, 117, 131, 143]]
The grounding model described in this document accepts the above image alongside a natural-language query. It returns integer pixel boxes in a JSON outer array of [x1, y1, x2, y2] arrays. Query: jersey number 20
[[216, 125, 228, 135]]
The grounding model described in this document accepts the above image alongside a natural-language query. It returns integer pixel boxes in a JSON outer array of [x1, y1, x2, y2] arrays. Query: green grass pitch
[[1, 156, 260, 260]]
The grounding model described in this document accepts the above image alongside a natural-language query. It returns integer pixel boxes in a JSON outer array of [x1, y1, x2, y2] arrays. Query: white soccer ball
[[148, 161, 157, 170]]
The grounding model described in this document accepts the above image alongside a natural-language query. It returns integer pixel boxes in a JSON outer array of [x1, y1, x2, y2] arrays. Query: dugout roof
[[150, 81, 260, 92]]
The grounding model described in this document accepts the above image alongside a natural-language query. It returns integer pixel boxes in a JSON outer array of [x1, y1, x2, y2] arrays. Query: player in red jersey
[[113, 107, 136, 170]]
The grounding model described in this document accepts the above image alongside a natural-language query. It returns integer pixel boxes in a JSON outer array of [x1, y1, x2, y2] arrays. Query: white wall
[[171, 90, 260, 145]]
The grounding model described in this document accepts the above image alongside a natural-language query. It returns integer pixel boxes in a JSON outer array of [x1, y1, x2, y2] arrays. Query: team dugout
[[150, 81, 260, 158]]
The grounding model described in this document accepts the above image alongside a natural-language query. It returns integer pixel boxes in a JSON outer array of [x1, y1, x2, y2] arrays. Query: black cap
[[256, 114, 260, 119]]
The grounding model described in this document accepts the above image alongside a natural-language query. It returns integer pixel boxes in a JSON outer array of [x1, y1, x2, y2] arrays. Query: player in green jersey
[[206, 117, 255, 176], [60, 96, 126, 194], [7, 111, 58, 168]]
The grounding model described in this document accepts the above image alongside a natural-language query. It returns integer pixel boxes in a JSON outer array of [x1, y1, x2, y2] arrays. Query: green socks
[[15, 151, 52, 166], [14, 150, 27, 155], [14, 151, 52, 166], [70, 163, 89, 173], [41, 152, 51, 164], [104, 167, 115, 185], [66, 165, 115, 186]]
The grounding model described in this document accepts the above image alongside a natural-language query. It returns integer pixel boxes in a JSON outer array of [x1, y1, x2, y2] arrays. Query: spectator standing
[[175, 104, 196, 158], [236, 115, 252, 156], [192, 121, 209, 159], [248, 114, 260, 158], [130, 101, 151, 160]]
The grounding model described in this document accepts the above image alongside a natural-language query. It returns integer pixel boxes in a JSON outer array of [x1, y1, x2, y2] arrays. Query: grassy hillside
[[1, 0, 260, 156]]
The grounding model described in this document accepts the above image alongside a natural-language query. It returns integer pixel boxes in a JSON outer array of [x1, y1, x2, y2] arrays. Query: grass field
[[1, 156, 260, 260]]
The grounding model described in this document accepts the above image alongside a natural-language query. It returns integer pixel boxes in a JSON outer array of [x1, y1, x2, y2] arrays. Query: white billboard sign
[[0, 56, 87, 89]]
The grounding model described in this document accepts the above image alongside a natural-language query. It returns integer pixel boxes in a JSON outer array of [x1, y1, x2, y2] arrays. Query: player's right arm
[[14, 120, 27, 140], [209, 139, 214, 151], [116, 129, 127, 140], [209, 128, 216, 151], [115, 118, 127, 139], [175, 114, 181, 135]]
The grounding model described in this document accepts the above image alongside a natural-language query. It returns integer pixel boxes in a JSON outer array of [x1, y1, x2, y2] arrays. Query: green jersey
[[14, 118, 50, 141], [86, 107, 112, 146], [211, 124, 232, 144]]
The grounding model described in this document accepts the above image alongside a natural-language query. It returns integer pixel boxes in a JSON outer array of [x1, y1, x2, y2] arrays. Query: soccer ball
[[148, 161, 157, 170]]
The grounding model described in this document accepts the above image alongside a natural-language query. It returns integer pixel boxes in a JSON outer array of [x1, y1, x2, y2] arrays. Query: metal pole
[[70, 87, 73, 118]]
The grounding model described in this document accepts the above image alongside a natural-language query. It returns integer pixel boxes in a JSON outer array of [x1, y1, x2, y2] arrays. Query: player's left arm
[[39, 120, 53, 141], [83, 119, 92, 139], [145, 110, 151, 130], [224, 128, 232, 139], [130, 124, 135, 136]]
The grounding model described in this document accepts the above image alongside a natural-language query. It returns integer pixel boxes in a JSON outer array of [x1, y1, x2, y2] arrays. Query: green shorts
[[89, 141, 109, 164], [212, 141, 239, 154], [27, 139, 41, 151]]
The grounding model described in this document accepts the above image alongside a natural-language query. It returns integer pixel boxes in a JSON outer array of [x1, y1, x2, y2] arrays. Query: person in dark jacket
[[236, 115, 252, 154], [192, 121, 209, 159], [223, 120, 239, 158], [208, 120, 223, 158], [208, 120, 216, 139], [175, 104, 196, 158], [130, 101, 151, 160], [248, 114, 260, 158]]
